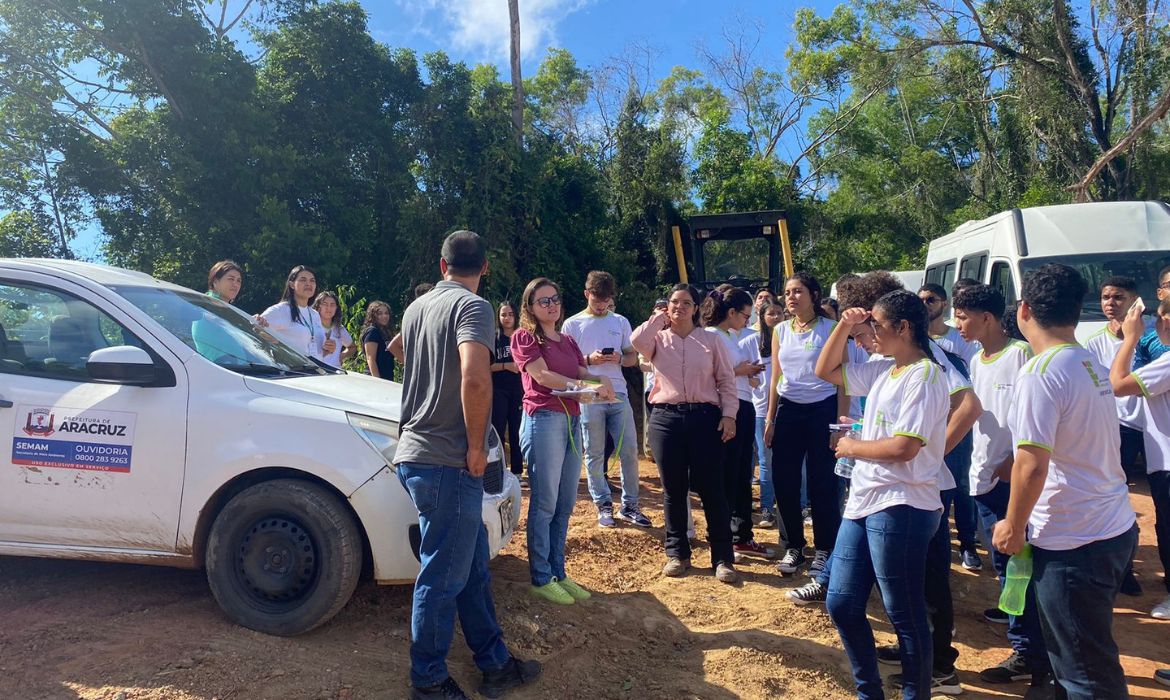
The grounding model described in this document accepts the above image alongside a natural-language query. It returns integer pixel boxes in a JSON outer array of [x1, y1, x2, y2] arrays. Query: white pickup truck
[[0, 259, 522, 636]]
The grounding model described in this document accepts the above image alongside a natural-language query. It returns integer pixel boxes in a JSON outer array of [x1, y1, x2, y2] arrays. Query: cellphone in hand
[[602, 347, 615, 355]]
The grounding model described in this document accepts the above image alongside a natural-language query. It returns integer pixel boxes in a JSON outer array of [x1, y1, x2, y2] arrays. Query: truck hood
[[244, 371, 402, 421]]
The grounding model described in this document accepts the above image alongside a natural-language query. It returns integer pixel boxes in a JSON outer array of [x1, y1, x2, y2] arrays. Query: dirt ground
[[2, 460, 1169, 700]]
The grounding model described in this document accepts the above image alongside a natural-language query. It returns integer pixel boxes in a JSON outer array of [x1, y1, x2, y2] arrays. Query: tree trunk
[[508, 0, 523, 148]]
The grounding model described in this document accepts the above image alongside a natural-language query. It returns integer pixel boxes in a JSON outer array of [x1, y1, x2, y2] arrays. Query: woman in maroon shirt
[[512, 277, 615, 606], [631, 283, 740, 583]]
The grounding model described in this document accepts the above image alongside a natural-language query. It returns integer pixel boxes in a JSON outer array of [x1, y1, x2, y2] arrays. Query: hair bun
[[708, 290, 723, 301]]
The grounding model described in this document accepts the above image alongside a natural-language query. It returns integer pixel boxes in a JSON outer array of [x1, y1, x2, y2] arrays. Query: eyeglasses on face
[[535, 294, 562, 308]]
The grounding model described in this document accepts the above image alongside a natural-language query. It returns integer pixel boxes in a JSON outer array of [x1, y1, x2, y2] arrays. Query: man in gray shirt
[[396, 230, 541, 700]]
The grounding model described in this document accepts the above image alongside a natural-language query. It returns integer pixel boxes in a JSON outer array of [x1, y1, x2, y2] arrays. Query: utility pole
[[508, 0, 523, 148]]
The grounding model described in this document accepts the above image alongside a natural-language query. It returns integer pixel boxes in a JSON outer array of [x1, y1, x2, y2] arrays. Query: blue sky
[[361, 1, 835, 80]]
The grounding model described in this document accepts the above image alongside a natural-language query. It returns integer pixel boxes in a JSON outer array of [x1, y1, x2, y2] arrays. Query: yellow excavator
[[671, 210, 794, 294]]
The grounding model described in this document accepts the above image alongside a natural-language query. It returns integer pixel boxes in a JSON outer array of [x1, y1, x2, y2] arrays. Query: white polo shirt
[[562, 310, 633, 394]]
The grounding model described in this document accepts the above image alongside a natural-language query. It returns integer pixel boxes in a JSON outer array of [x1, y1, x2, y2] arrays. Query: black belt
[[653, 402, 718, 413]]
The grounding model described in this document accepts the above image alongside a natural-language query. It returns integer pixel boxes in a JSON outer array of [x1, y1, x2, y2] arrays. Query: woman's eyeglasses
[[535, 294, 562, 308]]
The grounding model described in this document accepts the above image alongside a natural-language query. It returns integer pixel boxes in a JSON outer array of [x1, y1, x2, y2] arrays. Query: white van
[[923, 201, 1170, 340], [0, 259, 522, 636]]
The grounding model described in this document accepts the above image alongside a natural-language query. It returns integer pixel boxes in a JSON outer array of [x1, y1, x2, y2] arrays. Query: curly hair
[[953, 284, 1006, 319], [839, 271, 904, 312]]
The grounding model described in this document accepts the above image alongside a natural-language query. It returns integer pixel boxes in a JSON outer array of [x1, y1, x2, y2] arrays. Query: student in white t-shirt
[[701, 286, 771, 561], [993, 264, 1137, 700], [560, 271, 652, 529], [312, 291, 355, 368], [765, 273, 848, 578], [260, 265, 329, 362], [953, 284, 1050, 686], [1110, 297, 1170, 621], [814, 290, 949, 700]]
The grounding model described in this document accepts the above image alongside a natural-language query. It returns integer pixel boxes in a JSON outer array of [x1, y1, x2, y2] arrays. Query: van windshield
[[109, 286, 337, 376], [1019, 252, 1170, 322]]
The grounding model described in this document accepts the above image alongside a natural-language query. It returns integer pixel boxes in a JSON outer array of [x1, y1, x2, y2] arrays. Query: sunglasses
[[535, 294, 562, 308]]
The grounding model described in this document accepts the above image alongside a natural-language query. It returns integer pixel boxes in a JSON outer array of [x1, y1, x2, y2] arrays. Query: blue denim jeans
[[974, 481, 1048, 670], [944, 432, 978, 550], [1033, 524, 1138, 700], [754, 415, 775, 512], [581, 394, 640, 509], [397, 463, 511, 688], [521, 409, 582, 586], [827, 505, 941, 700]]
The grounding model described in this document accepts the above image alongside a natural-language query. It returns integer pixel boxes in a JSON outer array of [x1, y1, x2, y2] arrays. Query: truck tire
[[205, 478, 362, 636]]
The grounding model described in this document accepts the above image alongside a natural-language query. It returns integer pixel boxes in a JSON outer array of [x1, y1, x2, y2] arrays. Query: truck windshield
[[1019, 252, 1170, 322], [109, 286, 335, 376]]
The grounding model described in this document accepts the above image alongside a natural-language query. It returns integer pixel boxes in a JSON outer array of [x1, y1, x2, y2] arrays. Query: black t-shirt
[[492, 331, 522, 392], [361, 326, 396, 380]]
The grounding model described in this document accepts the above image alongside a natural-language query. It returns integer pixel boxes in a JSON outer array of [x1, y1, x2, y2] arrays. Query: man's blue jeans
[[397, 463, 511, 688], [974, 481, 1048, 670], [1033, 524, 1138, 700], [581, 394, 640, 509], [827, 505, 941, 700], [521, 409, 582, 586]]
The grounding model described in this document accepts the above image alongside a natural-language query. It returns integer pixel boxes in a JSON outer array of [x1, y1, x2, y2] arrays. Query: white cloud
[[397, 0, 590, 63]]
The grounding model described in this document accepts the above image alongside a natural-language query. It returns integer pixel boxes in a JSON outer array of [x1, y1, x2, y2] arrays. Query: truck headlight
[[347, 413, 399, 463]]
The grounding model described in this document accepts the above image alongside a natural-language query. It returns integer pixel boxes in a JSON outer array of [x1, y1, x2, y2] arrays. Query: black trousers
[[1120, 425, 1145, 477], [491, 380, 524, 475], [723, 399, 756, 545], [648, 404, 733, 568], [772, 394, 841, 552]]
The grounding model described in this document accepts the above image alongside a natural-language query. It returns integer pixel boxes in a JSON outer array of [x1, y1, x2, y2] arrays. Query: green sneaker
[[531, 580, 574, 605], [559, 577, 592, 601]]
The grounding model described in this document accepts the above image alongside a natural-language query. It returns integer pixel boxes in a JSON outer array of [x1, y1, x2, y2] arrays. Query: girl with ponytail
[[812, 289, 950, 699]]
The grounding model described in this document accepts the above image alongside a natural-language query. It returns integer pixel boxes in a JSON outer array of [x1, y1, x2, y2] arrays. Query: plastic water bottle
[[999, 543, 1033, 616], [831, 422, 863, 478]]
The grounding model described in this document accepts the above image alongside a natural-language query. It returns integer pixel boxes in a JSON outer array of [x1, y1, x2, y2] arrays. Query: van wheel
[[205, 479, 362, 636]]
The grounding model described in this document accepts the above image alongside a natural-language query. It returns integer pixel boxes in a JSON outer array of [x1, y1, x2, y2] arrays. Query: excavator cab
[[675, 210, 790, 295]]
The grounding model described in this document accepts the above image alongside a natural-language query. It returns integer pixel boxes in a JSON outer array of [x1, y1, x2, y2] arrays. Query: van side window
[[990, 262, 1017, 303], [959, 253, 988, 282], [0, 280, 141, 382]]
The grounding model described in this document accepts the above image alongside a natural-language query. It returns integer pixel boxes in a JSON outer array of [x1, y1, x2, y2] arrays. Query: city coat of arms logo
[[22, 408, 55, 437]]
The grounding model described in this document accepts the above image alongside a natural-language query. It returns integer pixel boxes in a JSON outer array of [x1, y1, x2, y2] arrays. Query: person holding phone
[[562, 271, 652, 529], [632, 284, 740, 583]]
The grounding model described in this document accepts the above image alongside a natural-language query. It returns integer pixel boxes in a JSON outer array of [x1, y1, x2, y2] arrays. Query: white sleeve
[[1135, 354, 1170, 398], [842, 359, 889, 397], [620, 315, 634, 352], [260, 304, 288, 331]]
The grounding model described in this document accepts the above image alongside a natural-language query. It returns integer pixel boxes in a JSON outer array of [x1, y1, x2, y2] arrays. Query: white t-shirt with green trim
[[562, 310, 633, 394], [706, 326, 755, 402], [775, 316, 838, 404], [1132, 352, 1170, 474], [969, 340, 1032, 495], [1085, 326, 1145, 430], [1009, 344, 1135, 550], [840, 358, 950, 519]]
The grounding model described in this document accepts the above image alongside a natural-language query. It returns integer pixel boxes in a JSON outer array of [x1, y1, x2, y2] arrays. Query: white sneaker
[[1152, 594, 1170, 619]]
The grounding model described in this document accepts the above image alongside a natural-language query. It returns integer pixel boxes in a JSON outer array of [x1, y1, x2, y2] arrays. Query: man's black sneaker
[[889, 670, 962, 696], [876, 644, 900, 666], [980, 652, 1033, 683], [479, 656, 542, 698], [411, 677, 471, 700], [1120, 568, 1143, 597], [983, 607, 1009, 624]]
